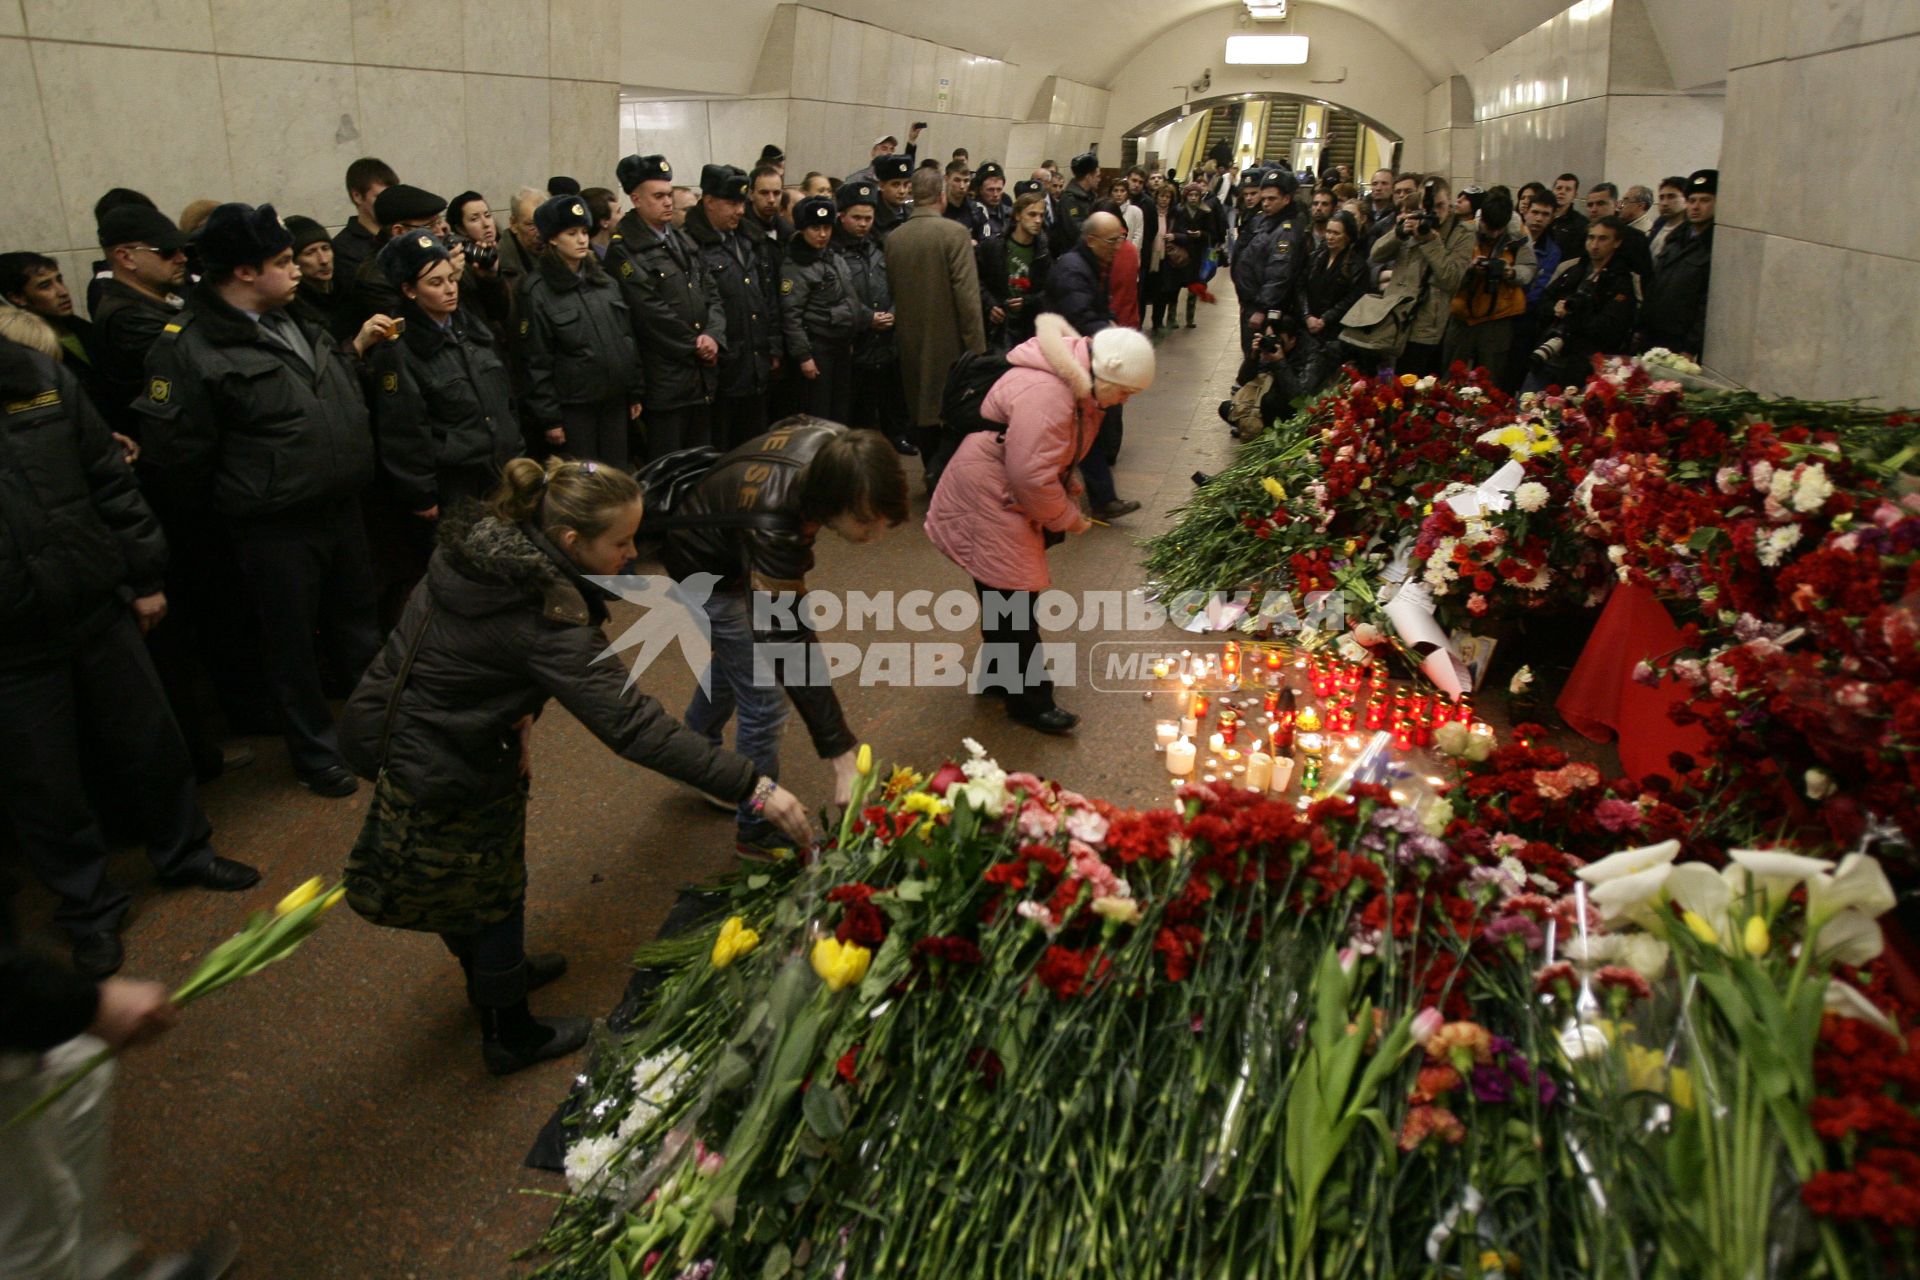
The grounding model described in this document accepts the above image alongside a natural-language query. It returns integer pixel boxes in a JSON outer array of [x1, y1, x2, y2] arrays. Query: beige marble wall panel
[[354, 64, 469, 198], [23, 0, 212, 51], [823, 14, 861, 98], [1790, 0, 1920, 60], [708, 98, 788, 170], [618, 98, 710, 175], [210, 0, 353, 63], [748, 5, 795, 96], [350, 0, 462, 70], [548, 0, 617, 83], [784, 97, 825, 172], [1725, 0, 1791, 68], [792, 7, 831, 84], [34, 41, 233, 250], [883, 28, 913, 110], [1601, 94, 1721, 192], [1005, 120, 1048, 173], [0, 1, 22, 37], [907, 39, 936, 113], [0, 37, 68, 250], [1700, 222, 1761, 377], [856, 23, 892, 108], [464, 73, 550, 209], [464, 0, 549, 79], [220, 56, 361, 218], [550, 79, 620, 188], [1782, 37, 1920, 262]]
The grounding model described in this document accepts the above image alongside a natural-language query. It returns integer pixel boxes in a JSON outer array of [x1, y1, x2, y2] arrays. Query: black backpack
[[634, 446, 799, 554], [927, 349, 1011, 481]]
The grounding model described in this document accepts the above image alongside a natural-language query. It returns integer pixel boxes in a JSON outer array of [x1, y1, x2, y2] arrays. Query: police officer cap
[[1687, 168, 1718, 195], [372, 184, 446, 227], [1238, 168, 1261, 189], [533, 194, 593, 240], [793, 196, 837, 228], [97, 204, 187, 252], [548, 175, 581, 196], [1260, 168, 1298, 195], [836, 181, 879, 211], [194, 202, 294, 273], [616, 153, 673, 192], [975, 162, 1005, 184], [376, 229, 450, 287], [699, 164, 750, 201], [283, 215, 331, 254], [1070, 151, 1100, 178], [1013, 178, 1044, 198], [759, 143, 785, 164], [874, 154, 913, 182]]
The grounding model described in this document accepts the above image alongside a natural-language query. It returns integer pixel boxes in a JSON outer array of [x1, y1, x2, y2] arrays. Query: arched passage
[[1122, 92, 1403, 180]]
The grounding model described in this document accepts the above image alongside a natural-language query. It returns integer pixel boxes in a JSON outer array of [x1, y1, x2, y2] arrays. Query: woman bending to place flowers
[[337, 457, 813, 1075]]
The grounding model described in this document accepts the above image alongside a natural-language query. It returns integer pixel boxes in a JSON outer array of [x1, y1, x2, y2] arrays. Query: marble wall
[[616, 6, 1108, 182], [1466, 0, 1721, 192], [0, 0, 619, 315], [1708, 0, 1920, 405]]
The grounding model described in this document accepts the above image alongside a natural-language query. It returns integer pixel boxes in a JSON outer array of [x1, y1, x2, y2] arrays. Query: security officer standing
[[1229, 171, 1275, 383], [833, 181, 911, 455], [683, 164, 783, 451], [1237, 168, 1310, 384], [780, 196, 866, 423], [1639, 168, 1716, 357], [607, 154, 727, 458], [871, 154, 915, 245], [90, 205, 190, 439], [137, 203, 394, 800], [1055, 152, 1102, 254], [969, 162, 1011, 242]]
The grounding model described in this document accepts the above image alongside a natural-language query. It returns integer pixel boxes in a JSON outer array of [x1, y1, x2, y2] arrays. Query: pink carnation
[[1593, 797, 1643, 833]]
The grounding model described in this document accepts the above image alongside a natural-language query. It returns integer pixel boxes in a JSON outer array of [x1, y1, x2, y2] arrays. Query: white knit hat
[[1089, 326, 1157, 391]]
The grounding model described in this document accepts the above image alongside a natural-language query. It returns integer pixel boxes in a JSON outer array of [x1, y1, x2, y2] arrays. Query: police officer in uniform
[[90, 205, 189, 440], [515, 195, 643, 468], [1236, 168, 1311, 385], [780, 197, 866, 423], [871, 154, 915, 245], [331, 183, 456, 340], [137, 203, 395, 799], [367, 231, 523, 523], [1055, 152, 1102, 255], [833, 181, 912, 455], [606, 154, 727, 459], [970, 162, 1011, 242], [684, 164, 783, 451]]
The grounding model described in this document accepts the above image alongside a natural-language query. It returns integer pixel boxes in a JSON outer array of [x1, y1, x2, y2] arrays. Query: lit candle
[[1155, 720, 1179, 750], [1180, 715, 1199, 738], [1271, 756, 1295, 794], [1152, 659, 1171, 679], [1166, 736, 1196, 776], [1191, 691, 1210, 719], [1245, 747, 1273, 791], [1296, 706, 1322, 733], [1208, 731, 1227, 754], [1298, 730, 1325, 759], [1221, 640, 1241, 681]]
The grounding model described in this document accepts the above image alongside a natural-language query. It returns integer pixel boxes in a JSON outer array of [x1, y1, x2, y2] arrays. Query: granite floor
[[10, 287, 1614, 1276]]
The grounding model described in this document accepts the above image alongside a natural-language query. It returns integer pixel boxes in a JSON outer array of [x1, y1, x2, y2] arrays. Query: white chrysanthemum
[[1513, 481, 1548, 513], [1791, 464, 1833, 513], [632, 1050, 689, 1105], [563, 1135, 623, 1194], [616, 1098, 661, 1142], [1768, 467, 1795, 504], [1757, 524, 1803, 567]]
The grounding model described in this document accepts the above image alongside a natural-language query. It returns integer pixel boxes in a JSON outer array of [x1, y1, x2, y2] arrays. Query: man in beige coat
[[884, 168, 987, 459]]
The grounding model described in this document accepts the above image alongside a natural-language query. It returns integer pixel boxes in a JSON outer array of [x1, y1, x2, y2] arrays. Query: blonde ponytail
[[487, 455, 642, 541]]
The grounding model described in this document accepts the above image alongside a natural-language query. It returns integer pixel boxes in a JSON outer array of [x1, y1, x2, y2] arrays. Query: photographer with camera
[[1365, 175, 1474, 377], [1220, 311, 1334, 439], [1441, 189, 1536, 379], [1522, 214, 1640, 393]]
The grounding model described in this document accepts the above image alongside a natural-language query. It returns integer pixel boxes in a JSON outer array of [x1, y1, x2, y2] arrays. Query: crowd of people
[[0, 117, 1716, 1279]]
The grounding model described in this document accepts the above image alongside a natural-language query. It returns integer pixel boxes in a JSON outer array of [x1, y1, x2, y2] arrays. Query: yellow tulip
[[1261, 476, 1287, 502], [318, 886, 347, 912], [855, 743, 873, 775], [1743, 915, 1771, 958], [274, 877, 324, 917], [710, 916, 760, 969], [1623, 1043, 1667, 1094], [1682, 910, 1720, 946], [1668, 1066, 1694, 1110], [811, 937, 872, 993]]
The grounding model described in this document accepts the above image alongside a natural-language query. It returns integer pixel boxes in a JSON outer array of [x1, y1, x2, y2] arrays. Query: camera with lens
[[1469, 254, 1508, 284], [1529, 334, 1567, 366], [1254, 331, 1283, 355], [466, 240, 498, 271]]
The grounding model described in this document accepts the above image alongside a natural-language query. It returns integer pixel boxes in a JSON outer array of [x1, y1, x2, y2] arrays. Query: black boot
[[473, 963, 590, 1077], [461, 953, 567, 1004]]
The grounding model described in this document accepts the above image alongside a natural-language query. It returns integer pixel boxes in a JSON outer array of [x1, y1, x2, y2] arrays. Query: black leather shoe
[[1009, 705, 1079, 736], [526, 952, 568, 993], [1094, 499, 1142, 520], [300, 766, 359, 798], [890, 435, 921, 456], [160, 856, 262, 893], [73, 931, 123, 980]]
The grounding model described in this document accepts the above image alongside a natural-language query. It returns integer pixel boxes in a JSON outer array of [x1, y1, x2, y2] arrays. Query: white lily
[[1620, 934, 1671, 982], [1726, 848, 1835, 908], [1806, 853, 1896, 925], [1576, 839, 1681, 886], [1665, 862, 1736, 945], [1824, 979, 1899, 1037], [1561, 933, 1626, 967], [1814, 909, 1884, 967], [1589, 864, 1677, 926]]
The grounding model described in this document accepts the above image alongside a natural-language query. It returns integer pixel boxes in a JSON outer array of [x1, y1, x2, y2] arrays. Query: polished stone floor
[[9, 296, 1272, 1277]]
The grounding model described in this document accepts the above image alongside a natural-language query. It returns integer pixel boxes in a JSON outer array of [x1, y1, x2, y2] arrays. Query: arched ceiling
[[810, 0, 1576, 86]]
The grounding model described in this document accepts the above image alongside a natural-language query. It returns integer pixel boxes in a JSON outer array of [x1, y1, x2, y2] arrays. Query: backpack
[[926, 349, 1011, 481], [633, 446, 799, 558]]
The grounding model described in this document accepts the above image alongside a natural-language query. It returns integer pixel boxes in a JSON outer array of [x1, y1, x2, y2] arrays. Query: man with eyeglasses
[[91, 206, 190, 440]]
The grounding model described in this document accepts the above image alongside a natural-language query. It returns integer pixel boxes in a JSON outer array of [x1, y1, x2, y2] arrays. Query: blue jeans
[[683, 590, 789, 831]]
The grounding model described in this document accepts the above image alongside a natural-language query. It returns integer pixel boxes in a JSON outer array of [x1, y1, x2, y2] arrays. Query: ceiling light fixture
[[1225, 34, 1309, 64], [1243, 0, 1288, 18]]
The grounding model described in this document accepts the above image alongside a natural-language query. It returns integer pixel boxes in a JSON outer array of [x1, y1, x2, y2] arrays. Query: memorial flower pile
[[524, 742, 1905, 1279]]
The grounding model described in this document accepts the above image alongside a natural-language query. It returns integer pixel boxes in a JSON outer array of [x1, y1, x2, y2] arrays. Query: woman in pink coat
[[925, 314, 1156, 734]]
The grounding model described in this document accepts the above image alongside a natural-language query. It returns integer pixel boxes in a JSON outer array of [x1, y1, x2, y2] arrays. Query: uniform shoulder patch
[[380, 371, 399, 394], [619, 260, 634, 279], [147, 377, 171, 404], [4, 389, 59, 414], [780, 278, 793, 295], [162, 322, 183, 334], [519, 319, 530, 336]]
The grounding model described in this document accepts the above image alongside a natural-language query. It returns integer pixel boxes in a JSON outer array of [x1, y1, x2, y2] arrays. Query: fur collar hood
[[433, 513, 598, 626], [1007, 312, 1092, 400]]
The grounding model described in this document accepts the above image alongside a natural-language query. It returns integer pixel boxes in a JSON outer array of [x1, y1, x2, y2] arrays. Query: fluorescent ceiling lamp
[[1225, 34, 1309, 64], [1244, 0, 1288, 17]]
